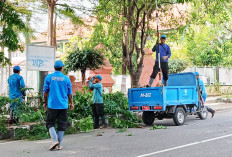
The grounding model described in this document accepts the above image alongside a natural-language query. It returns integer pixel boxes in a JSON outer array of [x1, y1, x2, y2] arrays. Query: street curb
[[0, 124, 35, 140], [207, 103, 232, 112]]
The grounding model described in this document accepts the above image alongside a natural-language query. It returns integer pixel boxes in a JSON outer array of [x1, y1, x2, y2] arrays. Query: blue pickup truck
[[128, 72, 208, 126]]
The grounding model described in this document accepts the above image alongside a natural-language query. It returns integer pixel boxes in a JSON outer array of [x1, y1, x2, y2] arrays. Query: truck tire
[[142, 111, 155, 125], [173, 107, 186, 126], [197, 107, 208, 120]]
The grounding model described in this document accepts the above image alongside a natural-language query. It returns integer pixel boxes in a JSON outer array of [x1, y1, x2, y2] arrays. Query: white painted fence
[[1, 66, 232, 96]]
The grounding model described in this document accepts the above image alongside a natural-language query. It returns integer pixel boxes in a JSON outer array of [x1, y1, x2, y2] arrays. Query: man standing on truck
[[195, 72, 216, 118], [147, 35, 171, 87]]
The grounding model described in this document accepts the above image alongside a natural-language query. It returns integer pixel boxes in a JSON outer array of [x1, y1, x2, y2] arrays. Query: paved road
[[1, 109, 232, 157]]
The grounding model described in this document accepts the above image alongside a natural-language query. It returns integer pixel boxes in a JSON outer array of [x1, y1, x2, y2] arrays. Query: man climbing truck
[[147, 35, 171, 87], [195, 72, 216, 118]]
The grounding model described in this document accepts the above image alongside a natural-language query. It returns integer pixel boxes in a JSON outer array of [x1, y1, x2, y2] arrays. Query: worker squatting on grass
[[147, 35, 171, 87], [43, 60, 74, 151]]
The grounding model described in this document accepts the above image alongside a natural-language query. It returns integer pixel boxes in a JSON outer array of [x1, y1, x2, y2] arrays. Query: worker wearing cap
[[8, 66, 26, 124], [43, 60, 74, 150], [88, 75, 106, 129], [147, 35, 171, 87], [195, 72, 215, 118]]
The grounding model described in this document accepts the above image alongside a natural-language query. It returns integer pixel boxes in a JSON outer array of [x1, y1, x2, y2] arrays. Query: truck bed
[[128, 72, 199, 112]]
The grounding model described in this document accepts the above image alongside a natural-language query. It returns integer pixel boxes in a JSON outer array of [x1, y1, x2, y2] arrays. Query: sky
[[29, 0, 95, 35]]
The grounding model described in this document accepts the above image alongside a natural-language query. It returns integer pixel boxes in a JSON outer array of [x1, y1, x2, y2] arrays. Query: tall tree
[[94, 0, 192, 87], [38, 0, 84, 93]]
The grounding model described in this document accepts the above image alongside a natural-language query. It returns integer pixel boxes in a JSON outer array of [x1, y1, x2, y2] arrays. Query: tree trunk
[[130, 73, 141, 88], [122, 61, 127, 75], [39, 0, 56, 94], [121, 1, 153, 88], [215, 66, 219, 84], [81, 70, 86, 86], [122, 25, 128, 75], [121, 0, 128, 75], [47, 1, 55, 46], [0, 46, 4, 94], [8, 51, 11, 76], [53, 13, 57, 48]]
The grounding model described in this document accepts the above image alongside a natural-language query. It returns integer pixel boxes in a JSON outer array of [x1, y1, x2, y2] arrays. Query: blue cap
[[161, 35, 167, 39], [13, 66, 22, 71], [54, 60, 65, 68], [195, 72, 199, 76], [95, 75, 102, 81]]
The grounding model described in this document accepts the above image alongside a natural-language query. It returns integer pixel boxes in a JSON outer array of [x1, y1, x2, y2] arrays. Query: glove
[[162, 56, 168, 60]]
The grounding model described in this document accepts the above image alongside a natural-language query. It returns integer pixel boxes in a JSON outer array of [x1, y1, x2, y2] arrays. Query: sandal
[[57, 146, 63, 150], [49, 142, 59, 151]]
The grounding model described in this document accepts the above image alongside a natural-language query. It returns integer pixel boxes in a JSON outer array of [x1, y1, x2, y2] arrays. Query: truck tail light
[[130, 106, 139, 110], [153, 106, 163, 110]]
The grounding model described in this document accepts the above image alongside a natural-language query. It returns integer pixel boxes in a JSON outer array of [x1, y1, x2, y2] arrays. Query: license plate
[[142, 106, 150, 110]]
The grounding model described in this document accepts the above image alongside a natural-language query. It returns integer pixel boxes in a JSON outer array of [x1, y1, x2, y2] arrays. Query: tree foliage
[[90, 22, 123, 74], [93, 0, 194, 87], [0, 1, 32, 51], [169, 59, 188, 74], [181, 0, 232, 66], [0, 52, 10, 66], [0, 1, 33, 66], [64, 48, 105, 85]]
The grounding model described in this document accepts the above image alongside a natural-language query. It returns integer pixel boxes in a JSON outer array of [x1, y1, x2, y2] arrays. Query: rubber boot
[[147, 78, 155, 87], [207, 107, 215, 118], [100, 116, 107, 128]]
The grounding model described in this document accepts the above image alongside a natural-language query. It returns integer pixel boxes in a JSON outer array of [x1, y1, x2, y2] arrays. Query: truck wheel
[[142, 111, 155, 125], [197, 107, 208, 120], [173, 107, 186, 126]]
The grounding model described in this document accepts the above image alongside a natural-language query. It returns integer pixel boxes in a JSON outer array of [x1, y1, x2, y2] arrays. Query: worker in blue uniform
[[43, 60, 74, 150], [88, 75, 106, 129], [147, 35, 171, 87], [8, 66, 26, 124], [195, 72, 215, 118]]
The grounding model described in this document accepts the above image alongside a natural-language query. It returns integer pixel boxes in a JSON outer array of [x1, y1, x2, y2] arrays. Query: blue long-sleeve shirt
[[198, 79, 207, 102], [89, 78, 103, 104], [8, 73, 25, 99], [43, 71, 72, 109], [152, 43, 171, 62]]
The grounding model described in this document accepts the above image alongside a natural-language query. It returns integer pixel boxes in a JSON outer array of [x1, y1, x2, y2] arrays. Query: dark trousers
[[46, 108, 68, 131], [10, 107, 18, 124], [150, 62, 169, 81], [9, 98, 23, 124], [92, 103, 106, 128], [207, 106, 215, 113]]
